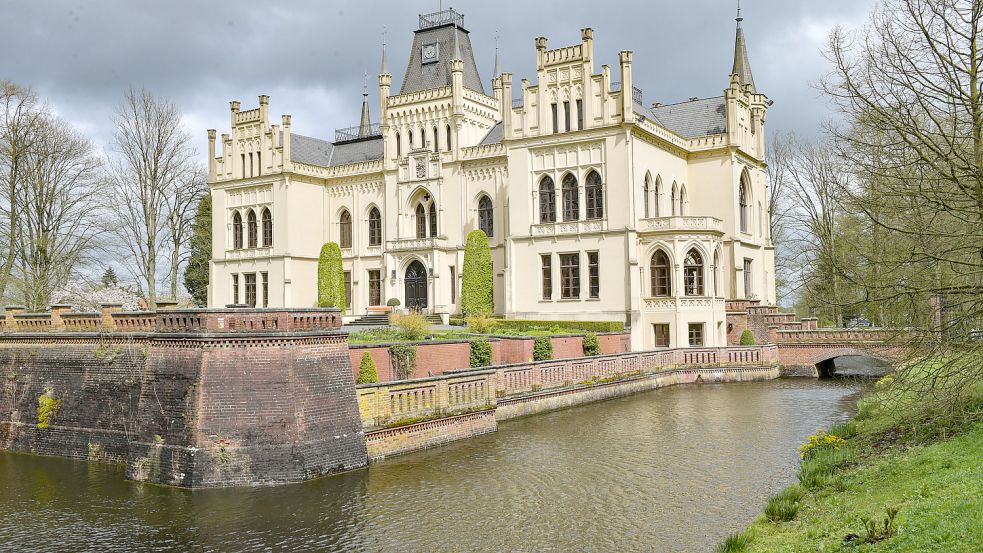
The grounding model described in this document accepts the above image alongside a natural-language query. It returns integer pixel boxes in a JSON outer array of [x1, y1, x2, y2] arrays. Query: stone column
[[49, 304, 72, 331], [101, 303, 123, 330]]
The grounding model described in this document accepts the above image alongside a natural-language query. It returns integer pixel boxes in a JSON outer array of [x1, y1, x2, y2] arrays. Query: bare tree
[[0, 81, 45, 303], [766, 132, 799, 304], [823, 0, 983, 397], [108, 88, 193, 309], [163, 165, 207, 300], [15, 117, 104, 310]]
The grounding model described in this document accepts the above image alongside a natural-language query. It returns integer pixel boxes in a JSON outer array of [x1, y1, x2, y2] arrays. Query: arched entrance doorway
[[404, 261, 428, 310]]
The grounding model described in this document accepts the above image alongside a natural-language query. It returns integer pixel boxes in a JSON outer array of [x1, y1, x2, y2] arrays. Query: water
[[0, 378, 865, 552]]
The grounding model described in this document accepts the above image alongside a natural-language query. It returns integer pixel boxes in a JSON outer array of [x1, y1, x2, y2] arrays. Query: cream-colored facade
[[206, 9, 775, 350]]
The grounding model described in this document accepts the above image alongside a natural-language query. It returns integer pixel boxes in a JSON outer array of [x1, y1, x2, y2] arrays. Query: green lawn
[[722, 356, 983, 553]]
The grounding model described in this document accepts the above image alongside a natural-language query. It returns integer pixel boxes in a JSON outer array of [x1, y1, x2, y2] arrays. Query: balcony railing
[[638, 216, 723, 233], [642, 297, 726, 311], [531, 219, 607, 237], [387, 236, 445, 252]]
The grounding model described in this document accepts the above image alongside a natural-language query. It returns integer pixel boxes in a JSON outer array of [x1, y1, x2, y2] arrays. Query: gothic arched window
[[739, 174, 750, 233], [643, 174, 651, 218], [368, 207, 381, 246], [247, 209, 258, 248], [478, 195, 493, 237], [671, 182, 679, 216], [261, 208, 272, 247], [339, 210, 352, 248], [585, 170, 604, 219], [539, 176, 556, 223], [428, 202, 437, 237], [416, 203, 427, 238], [395, 132, 401, 157], [562, 173, 579, 221], [654, 175, 662, 217], [232, 211, 243, 249], [650, 250, 671, 297], [446, 124, 452, 151], [684, 249, 704, 296]]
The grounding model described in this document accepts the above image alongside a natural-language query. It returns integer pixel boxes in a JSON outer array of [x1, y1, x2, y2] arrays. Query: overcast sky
[[2, 0, 876, 160]]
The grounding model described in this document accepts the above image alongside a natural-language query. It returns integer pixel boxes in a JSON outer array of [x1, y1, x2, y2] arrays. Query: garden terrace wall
[[356, 368, 496, 428]]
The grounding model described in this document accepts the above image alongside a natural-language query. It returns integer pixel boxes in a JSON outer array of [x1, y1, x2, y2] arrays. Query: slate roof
[[638, 96, 728, 138], [478, 121, 503, 146], [289, 133, 384, 168], [400, 23, 485, 95]]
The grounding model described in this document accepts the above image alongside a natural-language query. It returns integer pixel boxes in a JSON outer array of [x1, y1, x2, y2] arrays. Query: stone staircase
[[346, 312, 444, 327], [725, 300, 818, 345]]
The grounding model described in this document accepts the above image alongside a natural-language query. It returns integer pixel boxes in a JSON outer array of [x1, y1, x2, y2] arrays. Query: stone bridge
[[727, 301, 908, 377]]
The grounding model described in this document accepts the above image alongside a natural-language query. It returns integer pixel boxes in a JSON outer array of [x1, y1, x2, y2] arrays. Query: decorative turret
[[731, 5, 755, 92], [358, 73, 372, 138]]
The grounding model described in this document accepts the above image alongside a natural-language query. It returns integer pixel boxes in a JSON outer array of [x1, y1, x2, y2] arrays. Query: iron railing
[[419, 8, 464, 30], [335, 123, 381, 143]]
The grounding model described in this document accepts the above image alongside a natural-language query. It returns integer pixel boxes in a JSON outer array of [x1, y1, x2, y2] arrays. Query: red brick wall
[[598, 332, 631, 354], [495, 337, 535, 364], [726, 312, 749, 345], [349, 347, 394, 381], [550, 336, 584, 359], [350, 341, 473, 381]]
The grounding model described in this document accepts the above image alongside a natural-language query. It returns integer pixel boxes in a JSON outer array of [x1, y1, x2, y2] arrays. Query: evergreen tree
[[101, 267, 119, 288], [183, 194, 211, 306], [461, 229, 493, 315]]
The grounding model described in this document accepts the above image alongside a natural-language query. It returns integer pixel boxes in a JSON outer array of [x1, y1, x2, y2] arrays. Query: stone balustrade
[[355, 345, 778, 429]]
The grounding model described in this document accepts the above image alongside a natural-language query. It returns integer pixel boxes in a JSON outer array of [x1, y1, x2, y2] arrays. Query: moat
[[0, 377, 866, 552]]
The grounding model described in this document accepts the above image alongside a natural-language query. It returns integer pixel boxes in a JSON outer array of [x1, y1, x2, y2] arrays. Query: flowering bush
[[799, 430, 845, 460]]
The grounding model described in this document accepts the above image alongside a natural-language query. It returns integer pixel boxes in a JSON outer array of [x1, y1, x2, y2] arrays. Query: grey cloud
[[2, 0, 875, 156]]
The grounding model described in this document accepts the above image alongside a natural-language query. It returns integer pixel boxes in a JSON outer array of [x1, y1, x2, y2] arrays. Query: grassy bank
[[718, 359, 983, 552]]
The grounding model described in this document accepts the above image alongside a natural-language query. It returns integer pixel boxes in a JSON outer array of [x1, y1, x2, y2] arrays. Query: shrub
[[470, 339, 493, 367], [36, 389, 62, 430], [389, 343, 417, 380], [317, 242, 345, 313], [799, 430, 846, 460], [582, 331, 600, 356], [764, 485, 802, 522], [713, 529, 754, 553], [393, 311, 430, 341], [739, 329, 756, 345], [466, 314, 498, 334], [533, 336, 553, 361], [356, 352, 378, 384], [386, 297, 401, 307], [461, 229, 493, 315]]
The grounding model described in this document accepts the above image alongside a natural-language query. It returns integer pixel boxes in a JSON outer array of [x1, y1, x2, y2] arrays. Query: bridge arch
[[777, 342, 902, 378]]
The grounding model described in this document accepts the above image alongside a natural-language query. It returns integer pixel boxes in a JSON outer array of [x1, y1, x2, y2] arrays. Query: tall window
[[416, 204, 427, 238], [539, 176, 556, 223], [450, 266, 457, 304], [428, 202, 437, 237], [560, 253, 580, 299], [585, 171, 604, 219], [244, 273, 257, 307], [368, 270, 381, 306], [653, 324, 670, 347], [576, 99, 583, 130], [713, 252, 720, 298], [679, 185, 688, 216], [446, 124, 452, 151], [248, 153, 254, 178], [671, 183, 679, 216], [396, 132, 401, 157], [232, 212, 243, 249], [541, 254, 553, 300], [588, 251, 600, 299], [739, 176, 750, 233], [688, 323, 705, 347], [231, 274, 239, 304], [339, 210, 352, 248], [247, 210, 257, 248], [409, 129, 414, 149], [432, 126, 438, 151], [650, 250, 671, 297], [684, 249, 704, 296], [643, 175, 651, 218], [744, 258, 753, 298], [551, 103, 558, 133], [261, 208, 273, 247], [563, 101, 571, 132], [368, 207, 382, 246], [478, 195, 493, 237], [344, 271, 352, 310], [654, 176, 662, 217], [261, 272, 269, 308], [562, 174, 579, 221]]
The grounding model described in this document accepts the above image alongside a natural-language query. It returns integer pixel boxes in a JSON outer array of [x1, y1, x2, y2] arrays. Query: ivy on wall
[[461, 229, 493, 315], [533, 336, 553, 361], [469, 339, 492, 367], [317, 242, 346, 313], [389, 343, 417, 380]]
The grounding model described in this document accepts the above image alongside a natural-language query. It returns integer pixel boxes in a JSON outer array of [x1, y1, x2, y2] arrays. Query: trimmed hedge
[[461, 229, 493, 315], [317, 242, 345, 313], [533, 336, 553, 361], [356, 352, 378, 384], [469, 339, 493, 367], [739, 329, 756, 345], [494, 319, 624, 333], [582, 331, 600, 356]]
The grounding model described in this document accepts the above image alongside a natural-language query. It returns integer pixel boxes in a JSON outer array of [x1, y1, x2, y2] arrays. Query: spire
[[453, 22, 462, 60], [381, 27, 389, 74], [359, 71, 372, 137], [492, 31, 500, 78], [731, 1, 756, 91]]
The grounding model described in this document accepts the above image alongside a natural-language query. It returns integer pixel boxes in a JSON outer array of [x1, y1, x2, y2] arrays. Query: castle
[[205, 8, 775, 350]]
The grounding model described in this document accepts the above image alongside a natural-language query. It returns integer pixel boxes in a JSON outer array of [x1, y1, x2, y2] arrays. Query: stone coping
[[0, 330, 348, 340], [355, 367, 497, 388]]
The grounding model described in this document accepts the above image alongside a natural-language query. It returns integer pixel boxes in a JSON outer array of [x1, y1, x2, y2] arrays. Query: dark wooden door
[[405, 261, 428, 310]]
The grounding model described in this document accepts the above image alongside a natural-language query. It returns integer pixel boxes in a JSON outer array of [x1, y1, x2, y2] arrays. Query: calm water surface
[[0, 378, 866, 552]]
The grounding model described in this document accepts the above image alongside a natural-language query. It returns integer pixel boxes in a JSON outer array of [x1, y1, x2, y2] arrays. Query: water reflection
[[0, 379, 864, 552]]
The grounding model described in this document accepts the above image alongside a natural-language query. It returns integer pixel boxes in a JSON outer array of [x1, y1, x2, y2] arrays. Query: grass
[[730, 356, 983, 552]]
